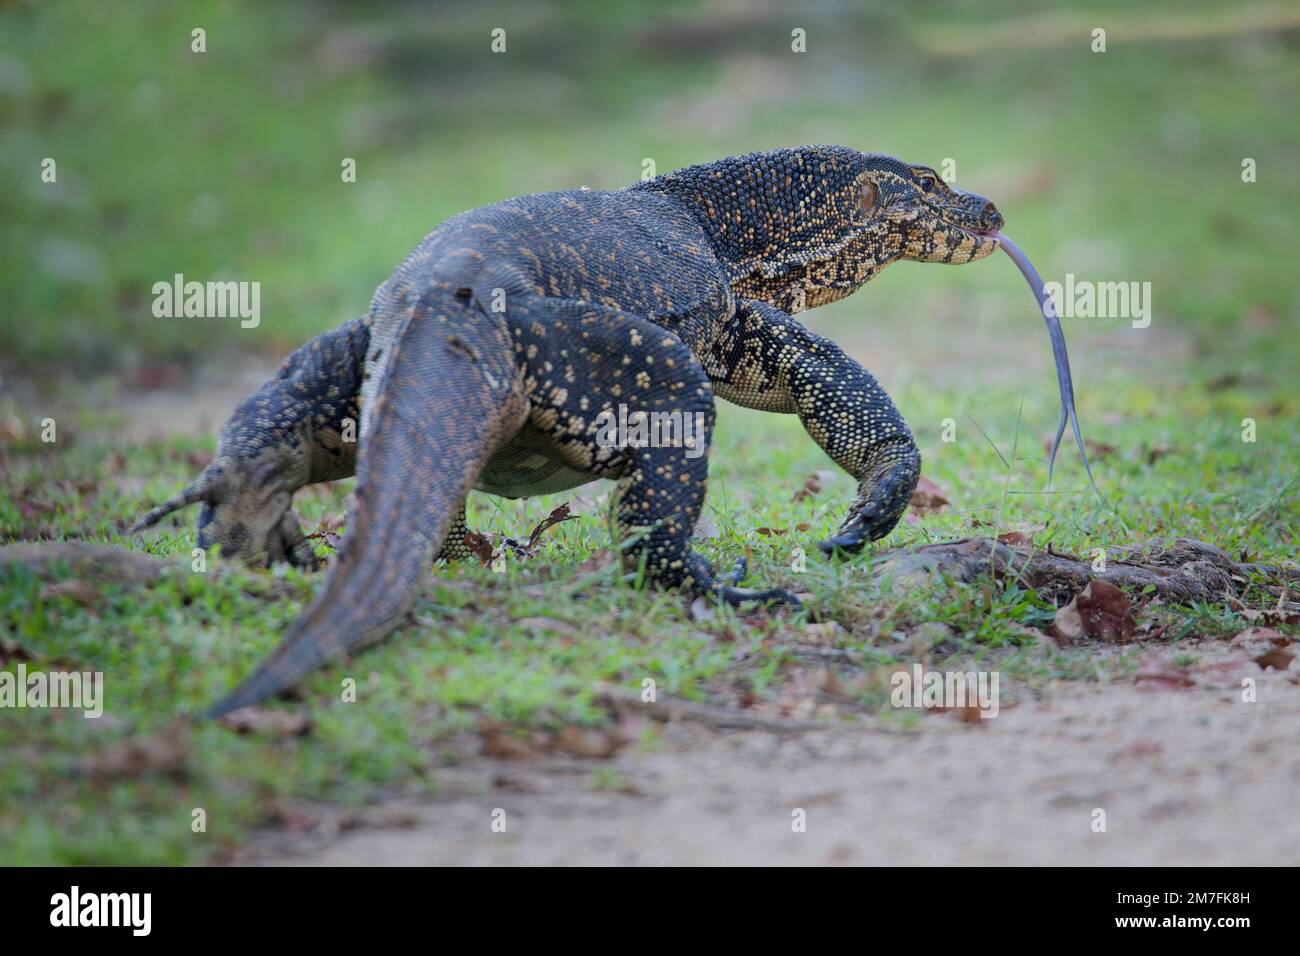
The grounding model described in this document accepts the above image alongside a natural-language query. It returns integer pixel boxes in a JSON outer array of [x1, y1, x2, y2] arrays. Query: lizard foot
[[721, 556, 748, 587], [717, 584, 803, 610], [817, 457, 919, 559]]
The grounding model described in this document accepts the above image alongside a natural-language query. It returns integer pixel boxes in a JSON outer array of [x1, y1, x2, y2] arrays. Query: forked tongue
[[994, 232, 1100, 496]]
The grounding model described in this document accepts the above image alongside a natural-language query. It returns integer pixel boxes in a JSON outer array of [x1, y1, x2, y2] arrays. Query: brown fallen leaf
[[791, 473, 823, 503], [82, 723, 191, 779], [1239, 602, 1300, 628], [816, 668, 869, 704], [1229, 626, 1287, 647], [524, 502, 580, 553], [1135, 657, 1196, 690], [755, 527, 788, 536], [463, 530, 496, 565], [481, 724, 542, 759], [1255, 647, 1296, 671], [481, 711, 642, 760], [997, 530, 1036, 547], [1051, 579, 1137, 644], [549, 724, 628, 759], [908, 476, 949, 516], [217, 706, 312, 736]]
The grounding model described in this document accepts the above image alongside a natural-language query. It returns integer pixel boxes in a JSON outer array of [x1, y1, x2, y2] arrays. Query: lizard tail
[[199, 290, 527, 719]]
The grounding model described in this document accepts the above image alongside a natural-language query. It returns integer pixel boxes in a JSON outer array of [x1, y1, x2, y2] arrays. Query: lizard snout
[[977, 200, 1004, 234]]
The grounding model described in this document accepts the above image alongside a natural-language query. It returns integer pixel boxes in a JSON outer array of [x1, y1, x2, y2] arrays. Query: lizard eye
[[915, 175, 936, 193], [859, 180, 879, 217]]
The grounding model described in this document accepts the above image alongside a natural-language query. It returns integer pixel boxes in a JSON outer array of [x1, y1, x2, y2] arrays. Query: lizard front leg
[[708, 297, 920, 556]]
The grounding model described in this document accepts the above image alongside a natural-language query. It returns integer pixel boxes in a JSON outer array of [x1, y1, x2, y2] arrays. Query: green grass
[[1, 0, 1297, 863], [2, 364, 1295, 863]]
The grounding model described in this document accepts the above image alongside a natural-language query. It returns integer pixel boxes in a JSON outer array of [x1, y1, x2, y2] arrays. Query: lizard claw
[[721, 556, 748, 586], [818, 453, 919, 559], [818, 529, 867, 559]]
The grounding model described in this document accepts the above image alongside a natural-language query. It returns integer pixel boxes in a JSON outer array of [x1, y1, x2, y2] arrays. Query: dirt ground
[[240, 644, 1299, 866]]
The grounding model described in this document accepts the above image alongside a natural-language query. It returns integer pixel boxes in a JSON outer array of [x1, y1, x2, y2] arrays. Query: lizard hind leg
[[201, 289, 528, 718], [517, 297, 801, 610]]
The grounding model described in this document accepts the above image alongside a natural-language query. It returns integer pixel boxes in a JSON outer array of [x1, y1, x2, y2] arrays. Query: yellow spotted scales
[[130, 146, 1008, 717]]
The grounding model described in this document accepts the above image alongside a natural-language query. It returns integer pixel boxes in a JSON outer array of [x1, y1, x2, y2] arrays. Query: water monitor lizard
[[131, 145, 1009, 717]]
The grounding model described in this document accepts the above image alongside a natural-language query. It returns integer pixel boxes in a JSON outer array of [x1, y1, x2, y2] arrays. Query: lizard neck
[[631, 147, 867, 309]]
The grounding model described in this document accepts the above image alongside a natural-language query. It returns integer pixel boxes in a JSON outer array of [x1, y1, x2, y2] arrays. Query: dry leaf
[[1255, 647, 1295, 671], [481, 724, 541, 759], [996, 527, 1044, 548], [463, 530, 495, 565], [1135, 658, 1196, 689], [817, 668, 868, 703], [791, 473, 823, 503], [549, 725, 628, 759], [524, 503, 580, 552], [1051, 579, 1137, 644], [908, 476, 950, 516]]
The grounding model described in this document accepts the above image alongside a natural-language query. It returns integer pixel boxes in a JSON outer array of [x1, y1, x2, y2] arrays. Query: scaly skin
[[127, 315, 480, 564], [131, 145, 1005, 716]]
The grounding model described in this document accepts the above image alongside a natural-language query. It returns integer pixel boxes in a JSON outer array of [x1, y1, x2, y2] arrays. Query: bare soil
[[240, 641, 1299, 866]]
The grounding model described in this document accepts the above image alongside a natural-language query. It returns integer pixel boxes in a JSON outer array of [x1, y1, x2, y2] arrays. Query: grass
[[1, 0, 1297, 863], [2, 364, 1295, 863]]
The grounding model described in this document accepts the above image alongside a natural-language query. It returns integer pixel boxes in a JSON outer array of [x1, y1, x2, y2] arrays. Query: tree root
[[865, 536, 1299, 608]]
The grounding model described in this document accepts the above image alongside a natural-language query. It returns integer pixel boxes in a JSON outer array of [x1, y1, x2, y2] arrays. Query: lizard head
[[870, 158, 1003, 264], [644, 146, 1003, 313], [127, 451, 318, 568]]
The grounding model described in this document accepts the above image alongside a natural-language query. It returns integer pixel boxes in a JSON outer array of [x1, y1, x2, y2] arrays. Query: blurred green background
[[2, 0, 1297, 381], [2, 0, 1299, 865]]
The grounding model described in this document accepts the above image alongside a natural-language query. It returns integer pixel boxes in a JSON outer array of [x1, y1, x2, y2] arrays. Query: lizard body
[[131, 146, 1004, 716]]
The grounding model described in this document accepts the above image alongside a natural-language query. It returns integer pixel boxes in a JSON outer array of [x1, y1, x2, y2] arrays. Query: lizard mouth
[[944, 221, 1001, 261]]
